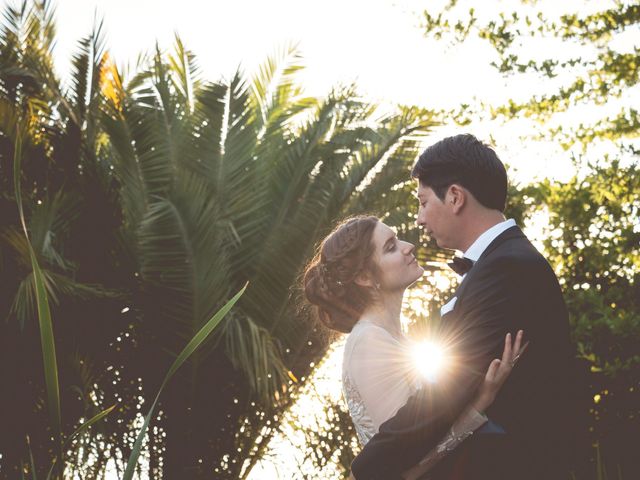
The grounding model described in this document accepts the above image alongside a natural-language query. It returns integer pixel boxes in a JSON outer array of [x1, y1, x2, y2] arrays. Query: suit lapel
[[475, 225, 524, 263], [449, 226, 524, 312]]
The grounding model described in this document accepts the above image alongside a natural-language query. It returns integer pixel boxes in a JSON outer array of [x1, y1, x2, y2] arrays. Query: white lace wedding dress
[[342, 320, 487, 474]]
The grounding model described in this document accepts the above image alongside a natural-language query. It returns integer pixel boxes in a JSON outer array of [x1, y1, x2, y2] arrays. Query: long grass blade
[[13, 131, 63, 478], [122, 283, 248, 480]]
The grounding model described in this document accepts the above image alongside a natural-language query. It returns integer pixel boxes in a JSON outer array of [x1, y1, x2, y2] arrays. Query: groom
[[350, 134, 577, 479]]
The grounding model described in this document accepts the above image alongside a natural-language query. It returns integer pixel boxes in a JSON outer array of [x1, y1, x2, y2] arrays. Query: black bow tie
[[448, 256, 474, 276]]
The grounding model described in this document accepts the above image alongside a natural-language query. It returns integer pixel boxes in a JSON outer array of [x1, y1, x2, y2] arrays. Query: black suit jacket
[[351, 226, 577, 480]]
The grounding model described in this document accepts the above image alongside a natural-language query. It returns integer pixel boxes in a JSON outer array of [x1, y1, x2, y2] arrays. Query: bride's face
[[369, 222, 424, 291]]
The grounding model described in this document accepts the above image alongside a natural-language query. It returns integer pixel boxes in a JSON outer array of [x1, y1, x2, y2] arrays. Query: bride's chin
[[406, 271, 424, 287]]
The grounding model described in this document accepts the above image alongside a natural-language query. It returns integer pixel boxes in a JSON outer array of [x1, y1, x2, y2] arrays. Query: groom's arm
[[351, 255, 526, 479]]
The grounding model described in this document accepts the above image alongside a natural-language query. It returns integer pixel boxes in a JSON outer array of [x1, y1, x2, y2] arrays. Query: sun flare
[[412, 340, 445, 383]]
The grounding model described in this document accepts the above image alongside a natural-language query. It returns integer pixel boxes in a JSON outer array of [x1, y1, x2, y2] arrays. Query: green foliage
[[512, 160, 640, 476], [12, 99, 117, 480], [422, 0, 640, 152]]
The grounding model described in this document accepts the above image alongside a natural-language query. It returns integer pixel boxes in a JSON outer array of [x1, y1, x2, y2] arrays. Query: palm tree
[[99, 36, 440, 475], [1, 1, 442, 477]]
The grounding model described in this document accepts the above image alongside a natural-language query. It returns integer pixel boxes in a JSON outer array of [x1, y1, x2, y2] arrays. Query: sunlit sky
[[6, 0, 632, 184], [7, 0, 634, 477], [41, 0, 608, 107]]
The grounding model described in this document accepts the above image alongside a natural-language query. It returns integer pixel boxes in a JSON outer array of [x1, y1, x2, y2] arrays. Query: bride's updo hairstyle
[[303, 216, 380, 334]]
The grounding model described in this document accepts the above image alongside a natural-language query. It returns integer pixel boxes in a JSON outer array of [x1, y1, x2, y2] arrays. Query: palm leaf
[[65, 18, 107, 133], [100, 102, 151, 231], [3, 188, 118, 329], [222, 312, 290, 403], [167, 33, 200, 113], [250, 44, 308, 139]]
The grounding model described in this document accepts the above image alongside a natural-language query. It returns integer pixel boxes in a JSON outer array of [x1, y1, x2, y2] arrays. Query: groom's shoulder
[[487, 232, 552, 272], [487, 243, 559, 287]]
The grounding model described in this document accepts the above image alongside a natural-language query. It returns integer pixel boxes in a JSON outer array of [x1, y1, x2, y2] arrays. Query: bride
[[303, 216, 525, 479]]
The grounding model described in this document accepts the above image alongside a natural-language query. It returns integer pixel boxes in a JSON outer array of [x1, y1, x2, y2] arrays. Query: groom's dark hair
[[411, 133, 508, 211]]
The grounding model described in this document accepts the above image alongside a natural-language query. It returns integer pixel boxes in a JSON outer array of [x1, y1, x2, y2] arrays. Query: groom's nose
[[416, 210, 427, 228]]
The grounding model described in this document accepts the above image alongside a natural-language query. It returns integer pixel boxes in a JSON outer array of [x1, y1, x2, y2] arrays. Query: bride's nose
[[401, 241, 415, 254]]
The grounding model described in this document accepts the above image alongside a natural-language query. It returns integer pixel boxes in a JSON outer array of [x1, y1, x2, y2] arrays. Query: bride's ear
[[353, 270, 375, 289]]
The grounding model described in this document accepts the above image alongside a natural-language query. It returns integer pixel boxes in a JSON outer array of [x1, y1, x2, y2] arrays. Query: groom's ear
[[447, 184, 466, 214]]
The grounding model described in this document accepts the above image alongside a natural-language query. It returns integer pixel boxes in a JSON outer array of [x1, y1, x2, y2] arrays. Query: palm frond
[[167, 33, 200, 113], [100, 102, 151, 231], [137, 197, 198, 342], [188, 80, 226, 181], [250, 44, 307, 138], [216, 71, 262, 241], [66, 18, 107, 129], [222, 312, 290, 404], [5, 248, 119, 330]]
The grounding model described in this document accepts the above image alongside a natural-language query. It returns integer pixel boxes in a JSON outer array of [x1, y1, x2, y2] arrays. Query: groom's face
[[416, 182, 454, 249]]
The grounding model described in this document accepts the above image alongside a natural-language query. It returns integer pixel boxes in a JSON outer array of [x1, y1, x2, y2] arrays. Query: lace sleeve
[[404, 406, 488, 478]]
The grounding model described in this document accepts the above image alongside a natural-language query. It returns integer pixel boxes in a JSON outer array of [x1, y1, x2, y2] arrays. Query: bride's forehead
[[373, 222, 396, 241]]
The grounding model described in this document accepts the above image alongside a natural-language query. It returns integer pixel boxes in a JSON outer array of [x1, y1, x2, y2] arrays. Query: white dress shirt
[[440, 218, 517, 317], [463, 218, 517, 263]]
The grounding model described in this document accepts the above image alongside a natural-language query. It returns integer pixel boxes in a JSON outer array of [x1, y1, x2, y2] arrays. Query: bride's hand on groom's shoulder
[[473, 330, 529, 413]]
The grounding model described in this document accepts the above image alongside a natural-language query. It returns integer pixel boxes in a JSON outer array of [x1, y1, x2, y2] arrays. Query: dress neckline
[[354, 318, 405, 343]]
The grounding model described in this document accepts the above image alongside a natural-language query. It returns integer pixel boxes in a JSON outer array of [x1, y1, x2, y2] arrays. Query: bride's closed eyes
[[383, 236, 397, 253]]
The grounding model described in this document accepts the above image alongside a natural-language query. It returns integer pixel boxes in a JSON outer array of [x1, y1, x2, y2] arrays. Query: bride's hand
[[472, 330, 528, 413]]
